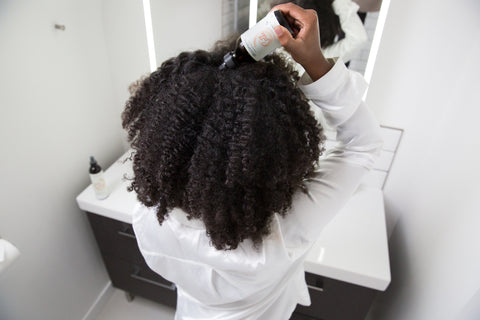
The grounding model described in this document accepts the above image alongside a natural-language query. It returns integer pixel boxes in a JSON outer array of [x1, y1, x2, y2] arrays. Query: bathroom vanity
[[76, 152, 391, 320]]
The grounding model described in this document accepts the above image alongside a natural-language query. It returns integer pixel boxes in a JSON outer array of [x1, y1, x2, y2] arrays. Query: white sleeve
[[279, 59, 383, 246], [321, 0, 368, 62]]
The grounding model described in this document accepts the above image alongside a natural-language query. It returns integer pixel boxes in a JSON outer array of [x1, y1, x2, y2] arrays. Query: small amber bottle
[[89, 156, 109, 200]]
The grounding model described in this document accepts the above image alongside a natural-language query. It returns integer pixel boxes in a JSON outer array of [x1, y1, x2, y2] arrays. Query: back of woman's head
[[122, 39, 324, 250]]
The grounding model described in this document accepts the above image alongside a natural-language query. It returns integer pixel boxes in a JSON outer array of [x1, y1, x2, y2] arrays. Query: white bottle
[[89, 156, 109, 200], [219, 10, 294, 69], [241, 10, 293, 61]]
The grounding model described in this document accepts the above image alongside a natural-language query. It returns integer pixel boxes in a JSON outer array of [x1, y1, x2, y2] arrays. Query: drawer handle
[[117, 230, 136, 239], [307, 284, 324, 292], [130, 272, 176, 291]]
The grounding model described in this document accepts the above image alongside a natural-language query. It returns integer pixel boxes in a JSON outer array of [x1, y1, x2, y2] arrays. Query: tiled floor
[[96, 289, 176, 320]]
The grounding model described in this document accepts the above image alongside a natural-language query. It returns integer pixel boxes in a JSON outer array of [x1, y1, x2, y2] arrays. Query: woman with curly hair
[[122, 3, 382, 319]]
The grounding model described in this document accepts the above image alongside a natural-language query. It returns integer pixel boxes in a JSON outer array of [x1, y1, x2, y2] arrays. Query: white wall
[[0, 0, 125, 319], [365, 0, 480, 319], [150, 0, 223, 65], [102, 0, 150, 149]]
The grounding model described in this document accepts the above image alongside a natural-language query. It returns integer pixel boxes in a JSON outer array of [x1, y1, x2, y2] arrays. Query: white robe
[[132, 59, 383, 320]]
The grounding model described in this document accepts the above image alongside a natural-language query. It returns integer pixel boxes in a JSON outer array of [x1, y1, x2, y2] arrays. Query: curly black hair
[[122, 39, 324, 250]]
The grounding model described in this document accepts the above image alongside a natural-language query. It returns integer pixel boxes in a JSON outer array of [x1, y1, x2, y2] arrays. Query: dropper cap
[[219, 51, 238, 70], [89, 156, 102, 174]]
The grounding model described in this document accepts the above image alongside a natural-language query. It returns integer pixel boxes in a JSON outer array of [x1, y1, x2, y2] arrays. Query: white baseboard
[[82, 281, 115, 320]]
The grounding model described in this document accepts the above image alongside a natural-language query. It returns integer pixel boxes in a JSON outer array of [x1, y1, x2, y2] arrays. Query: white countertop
[[77, 152, 390, 291]]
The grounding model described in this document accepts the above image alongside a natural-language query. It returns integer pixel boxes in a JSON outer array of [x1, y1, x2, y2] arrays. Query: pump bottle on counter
[[219, 10, 294, 70], [89, 156, 109, 200]]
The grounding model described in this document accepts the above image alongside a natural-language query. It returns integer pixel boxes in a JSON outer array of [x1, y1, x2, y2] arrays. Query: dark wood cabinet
[[86, 212, 377, 319], [293, 273, 377, 320], [86, 212, 177, 308]]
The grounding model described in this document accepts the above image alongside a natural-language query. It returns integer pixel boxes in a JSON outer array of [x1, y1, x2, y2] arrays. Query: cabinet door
[[86, 212, 178, 307], [290, 312, 322, 320], [87, 212, 144, 263], [293, 272, 377, 320], [103, 254, 177, 308]]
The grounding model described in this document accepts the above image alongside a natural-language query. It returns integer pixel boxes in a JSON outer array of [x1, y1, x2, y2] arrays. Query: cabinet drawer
[[290, 312, 321, 320], [86, 212, 144, 263], [294, 272, 377, 320], [103, 254, 177, 308]]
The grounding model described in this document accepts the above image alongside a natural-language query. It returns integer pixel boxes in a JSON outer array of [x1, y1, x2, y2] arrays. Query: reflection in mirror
[[221, 0, 386, 77], [147, 0, 387, 81]]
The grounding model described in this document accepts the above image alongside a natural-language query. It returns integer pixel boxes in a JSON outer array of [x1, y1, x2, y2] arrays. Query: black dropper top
[[89, 156, 101, 174], [219, 52, 238, 70], [273, 10, 294, 35]]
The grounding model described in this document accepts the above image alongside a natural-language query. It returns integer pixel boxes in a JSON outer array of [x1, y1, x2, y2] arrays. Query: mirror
[[225, 0, 386, 78], [147, 0, 388, 81]]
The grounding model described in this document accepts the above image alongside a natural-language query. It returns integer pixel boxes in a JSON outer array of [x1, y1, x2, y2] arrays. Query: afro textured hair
[[122, 39, 324, 250]]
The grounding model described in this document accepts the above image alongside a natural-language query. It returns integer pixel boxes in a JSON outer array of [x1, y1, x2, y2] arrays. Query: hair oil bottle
[[220, 10, 294, 70], [89, 156, 109, 200]]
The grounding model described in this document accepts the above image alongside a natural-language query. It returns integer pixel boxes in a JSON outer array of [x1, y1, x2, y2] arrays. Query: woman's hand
[[271, 3, 333, 81]]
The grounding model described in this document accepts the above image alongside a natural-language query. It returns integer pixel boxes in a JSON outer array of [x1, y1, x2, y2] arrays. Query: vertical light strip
[[142, 0, 157, 72], [233, 0, 239, 31], [363, 0, 391, 98], [249, 0, 258, 28]]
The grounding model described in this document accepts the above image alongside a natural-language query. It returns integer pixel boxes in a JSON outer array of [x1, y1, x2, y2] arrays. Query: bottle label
[[240, 11, 282, 61], [90, 172, 109, 199]]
